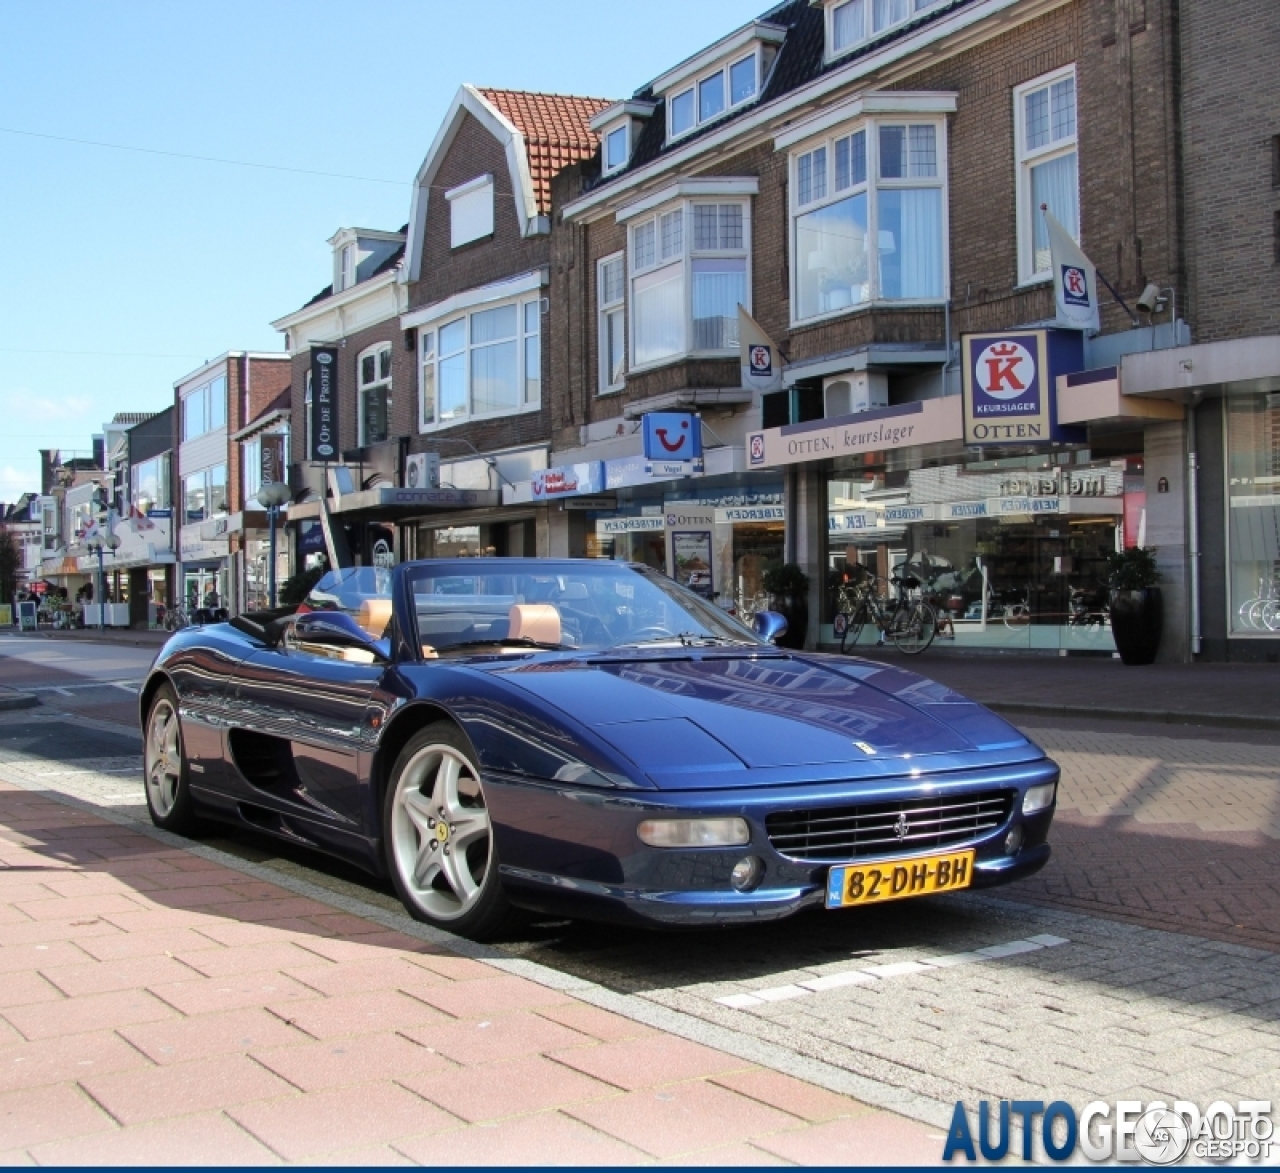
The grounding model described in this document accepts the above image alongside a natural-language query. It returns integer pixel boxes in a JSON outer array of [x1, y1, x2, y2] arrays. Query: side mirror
[[293, 611, 391, 662], [753, 610, 788, 644]]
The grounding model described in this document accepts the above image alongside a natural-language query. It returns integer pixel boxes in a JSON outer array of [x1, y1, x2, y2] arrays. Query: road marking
[[112, 682, 139, 693], [714, 934, 1070, 1009], [53, 688, 75, 697], [26, 679, 143, 694]]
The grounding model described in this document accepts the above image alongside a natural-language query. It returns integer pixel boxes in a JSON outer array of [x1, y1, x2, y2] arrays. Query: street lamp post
[[84, 531, 121, 631], [256, 482, 292, 609]]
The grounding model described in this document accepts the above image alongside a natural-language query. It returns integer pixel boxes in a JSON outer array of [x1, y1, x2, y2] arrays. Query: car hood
[[489, 651, 1040, 789]]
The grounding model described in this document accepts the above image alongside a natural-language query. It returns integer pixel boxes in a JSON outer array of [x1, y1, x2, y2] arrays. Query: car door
[[225, 634, 384, 830]]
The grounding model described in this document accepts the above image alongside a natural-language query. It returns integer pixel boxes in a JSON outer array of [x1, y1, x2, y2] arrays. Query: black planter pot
[[770, 594, 809, 650], [1109, 587, 1163, 665]]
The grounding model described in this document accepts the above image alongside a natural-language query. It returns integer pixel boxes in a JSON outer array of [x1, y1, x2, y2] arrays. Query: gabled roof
[[477, 90, 613, 216], [404, 85, 615, 282]]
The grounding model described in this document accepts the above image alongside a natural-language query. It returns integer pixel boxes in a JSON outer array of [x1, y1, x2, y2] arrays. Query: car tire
[[143, 683, 206, 836], [383, 722, 509, 940]]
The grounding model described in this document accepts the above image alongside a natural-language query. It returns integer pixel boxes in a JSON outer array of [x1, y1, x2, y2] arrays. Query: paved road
[[0, 636, 153, 726], [0, 652, 1276, 1156]]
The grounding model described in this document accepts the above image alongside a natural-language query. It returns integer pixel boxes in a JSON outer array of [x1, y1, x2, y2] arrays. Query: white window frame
[[825, 0, 948, 62], [1014, 65, 1079, 286], [603, 123, 630, 176], [242, 436, 261, 504], [339, 243, 355, 291], [446, 174, 495, 249], [626, 197, 752, 373], [181, 375, 228, 443], [181, 463, 228, 527], [666, 49, 762, 144], [788, 114, 948, 329], [304, 370, 313, 460], [357, 342, 393, 447], [417, 295, 543, 433], [597, 252, 626, 393]]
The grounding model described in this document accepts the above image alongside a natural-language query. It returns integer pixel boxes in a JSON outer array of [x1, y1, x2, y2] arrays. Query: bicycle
[[163, 606, 190, 633], [832, 570, 937, 655], [1237, 576, 1280, 632], [999, 584, 1031, 630]]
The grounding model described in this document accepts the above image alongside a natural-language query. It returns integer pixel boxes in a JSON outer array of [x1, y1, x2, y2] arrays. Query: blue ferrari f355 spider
[[139, 559, 1057, 938]]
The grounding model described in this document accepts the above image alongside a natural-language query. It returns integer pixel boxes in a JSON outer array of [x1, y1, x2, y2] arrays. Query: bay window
[[358, 343, 392, 446], [791, 117, 946, 324], [418, 297, 541, 431], [598, 254, 626, 393], [130, 454, 170, 515], [628, 200, 750, 369], [1015, 67, 1079, 282]]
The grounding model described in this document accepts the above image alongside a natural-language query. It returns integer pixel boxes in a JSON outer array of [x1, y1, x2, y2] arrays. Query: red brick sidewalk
[[0, 784, 941, 1165]]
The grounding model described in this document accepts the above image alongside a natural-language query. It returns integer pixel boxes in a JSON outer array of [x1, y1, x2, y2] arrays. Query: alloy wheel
[[390, 743, 492, 922], [145, 698, 182, 817]]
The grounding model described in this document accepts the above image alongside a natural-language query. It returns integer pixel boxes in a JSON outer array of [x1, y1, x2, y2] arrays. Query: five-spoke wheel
[[143, 684, 203, 834], [384, 723, 508, 938]]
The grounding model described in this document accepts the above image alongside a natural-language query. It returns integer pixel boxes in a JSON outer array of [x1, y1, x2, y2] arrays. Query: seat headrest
[[508, 603, 561, 647], [357, 598, 393, 637]]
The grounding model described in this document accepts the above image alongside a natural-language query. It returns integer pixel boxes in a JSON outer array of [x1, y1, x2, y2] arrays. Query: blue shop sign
[[642, 412, 703, 462]]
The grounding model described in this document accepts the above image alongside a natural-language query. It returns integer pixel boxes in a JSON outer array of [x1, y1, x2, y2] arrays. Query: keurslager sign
[[962, 328, 1086, 446], [747, 397, 961, 469]]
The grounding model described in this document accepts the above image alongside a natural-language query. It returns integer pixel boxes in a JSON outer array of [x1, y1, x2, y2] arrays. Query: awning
[[327, 486, 501, 521]]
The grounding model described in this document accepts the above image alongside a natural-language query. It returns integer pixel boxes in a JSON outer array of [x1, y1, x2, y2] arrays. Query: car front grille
[[765, 790, 1015, 862]]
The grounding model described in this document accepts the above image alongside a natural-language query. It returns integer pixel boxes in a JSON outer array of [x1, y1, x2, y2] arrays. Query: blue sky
[[0, 0, 765, 501]]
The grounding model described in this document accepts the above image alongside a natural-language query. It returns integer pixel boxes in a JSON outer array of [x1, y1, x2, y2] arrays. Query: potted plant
[[761, 562, 810, 650], [1105, 546, 1162, 665]]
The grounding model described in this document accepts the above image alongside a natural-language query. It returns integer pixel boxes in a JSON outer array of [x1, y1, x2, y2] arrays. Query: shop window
[[629, 200, 750, 369], [791, 118, 945, 324], [1015, 66, 1079, 282], [418, 297, 541, 431], [358, 343, 392, 446], [1226, 393, 1280, 636], [182, 472, 206, 525]]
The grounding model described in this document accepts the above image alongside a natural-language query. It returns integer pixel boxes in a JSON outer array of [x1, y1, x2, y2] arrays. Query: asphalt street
[[0, 642, 1277, 1156]]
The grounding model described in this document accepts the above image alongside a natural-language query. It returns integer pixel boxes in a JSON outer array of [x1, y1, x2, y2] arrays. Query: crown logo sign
[[989, 342, 1020, 357]]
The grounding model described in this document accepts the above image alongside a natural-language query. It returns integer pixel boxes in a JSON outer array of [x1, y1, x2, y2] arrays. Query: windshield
[[300, 567, 395, 640], [408, 561, 760, 655]]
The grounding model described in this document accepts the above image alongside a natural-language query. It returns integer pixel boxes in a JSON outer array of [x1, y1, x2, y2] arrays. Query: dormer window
[[667, 51, 761, 142], [828, 0, 947, 58], [339, 243, 355, 291], [604, 125, 630, 174]]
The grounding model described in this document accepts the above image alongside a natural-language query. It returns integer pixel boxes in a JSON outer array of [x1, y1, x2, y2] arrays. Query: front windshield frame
[[400, 559, 765, 658]]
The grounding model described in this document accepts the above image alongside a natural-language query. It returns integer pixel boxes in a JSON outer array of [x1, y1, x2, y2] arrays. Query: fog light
[[731, 856, 764, 892], [1022, 782, 1057, 815], [637, 817, 750, 848], [1004, 826, 1024, 855]]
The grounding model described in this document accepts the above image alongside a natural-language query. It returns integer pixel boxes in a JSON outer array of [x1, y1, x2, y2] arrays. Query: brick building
[[174, 352, 291, 612], [529, 0, 1274, 662]]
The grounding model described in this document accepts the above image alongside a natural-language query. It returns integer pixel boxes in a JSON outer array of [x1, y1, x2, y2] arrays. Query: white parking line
[[714, 934, 1070, 1009]]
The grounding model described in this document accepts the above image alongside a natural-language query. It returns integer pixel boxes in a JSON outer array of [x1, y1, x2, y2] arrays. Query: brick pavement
[[0, 783, 941, 1165], [1006, 726, 1280, 951]]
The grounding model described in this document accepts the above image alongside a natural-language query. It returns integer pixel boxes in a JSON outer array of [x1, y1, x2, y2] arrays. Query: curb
[[4, 630, 169, 649], [987, 701, 1280, 731], [0, 689, 40, 712]]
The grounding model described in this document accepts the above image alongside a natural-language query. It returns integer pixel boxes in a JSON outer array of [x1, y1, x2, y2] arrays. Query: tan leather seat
[[508, 603, 561, 646], [357, 598, 393, 638]]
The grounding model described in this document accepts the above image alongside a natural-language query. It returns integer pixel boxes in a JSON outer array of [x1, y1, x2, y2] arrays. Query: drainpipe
[[1187, 396, 1202, 656]]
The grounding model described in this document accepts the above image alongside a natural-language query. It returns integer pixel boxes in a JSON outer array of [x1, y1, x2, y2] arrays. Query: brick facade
[[1180, 0, 1280, 341], [557, 0, 1189, 433]]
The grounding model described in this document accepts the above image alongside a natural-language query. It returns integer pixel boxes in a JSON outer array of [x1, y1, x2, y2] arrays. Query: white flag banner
[[739, 305, 785, 393], [1044, 206, 1100, 332]]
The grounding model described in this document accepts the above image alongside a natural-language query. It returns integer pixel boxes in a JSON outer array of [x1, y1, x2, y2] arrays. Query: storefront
[[179, 525, 230, 612]]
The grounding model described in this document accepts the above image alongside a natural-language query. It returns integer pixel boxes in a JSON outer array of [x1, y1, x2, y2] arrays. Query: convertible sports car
[[139, 558, 1057, 938]]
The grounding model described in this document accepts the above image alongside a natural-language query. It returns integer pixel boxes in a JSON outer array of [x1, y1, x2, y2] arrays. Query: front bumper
[[486, 759, 1059, 928]]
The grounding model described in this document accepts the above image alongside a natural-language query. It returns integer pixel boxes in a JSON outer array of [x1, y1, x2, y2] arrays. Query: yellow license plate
[[825, 849, 975, 909]]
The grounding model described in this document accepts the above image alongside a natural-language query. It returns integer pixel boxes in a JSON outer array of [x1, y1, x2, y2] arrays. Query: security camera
[[1136, 283, 1163, 314]]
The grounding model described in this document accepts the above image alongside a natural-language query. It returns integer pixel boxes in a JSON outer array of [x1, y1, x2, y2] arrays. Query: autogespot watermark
[[942, 1099, 1273, 1164]]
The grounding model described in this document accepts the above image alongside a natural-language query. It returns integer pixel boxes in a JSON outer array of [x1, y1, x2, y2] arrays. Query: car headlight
[[637, 817, 750, 848], [1022, 782, 1057, 815]]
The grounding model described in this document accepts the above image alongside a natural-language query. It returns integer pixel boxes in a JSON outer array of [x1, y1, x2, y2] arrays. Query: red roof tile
[[479, 89, 614, 214]]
